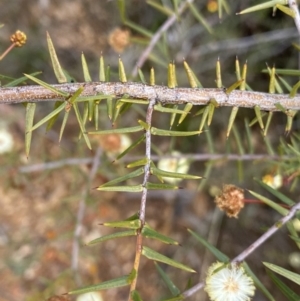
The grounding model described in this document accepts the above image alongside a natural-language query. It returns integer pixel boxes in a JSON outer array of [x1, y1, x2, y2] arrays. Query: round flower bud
[[215, 184, 244, 218], [10, 30, 27, 47]]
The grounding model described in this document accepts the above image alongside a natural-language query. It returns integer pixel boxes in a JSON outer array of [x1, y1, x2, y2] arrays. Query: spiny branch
[[1, 82, 300, 111]]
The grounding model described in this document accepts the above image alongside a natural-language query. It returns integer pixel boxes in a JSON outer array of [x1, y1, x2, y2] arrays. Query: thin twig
[[0, 43, 16, 61], [131, 0, 192, 77], [2, 82, 300, 111], [232, 202, 300, 263], [18, 153, 291, 174], [192, 27, 298, 57], [182, 201, 300, 298], [71, 147, 102, 285], [289, 0, 300, 35], [19, 157, 92, 173]]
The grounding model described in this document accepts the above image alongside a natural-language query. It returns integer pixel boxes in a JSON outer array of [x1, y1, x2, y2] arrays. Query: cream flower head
[[0, 126, 14, 154], [98, 133, 131, 159], [205, 261, 255, 301], [157, 150, 190, 184]]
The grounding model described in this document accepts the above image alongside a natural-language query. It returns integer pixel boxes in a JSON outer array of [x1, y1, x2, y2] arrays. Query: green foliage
[[264, 262, 300, 285], [155, 262, 181, 297], [67, 275, 130, 295], [266, 269, 300, 301], [142, 246, 196, 273], [25, 102, 36, 158]]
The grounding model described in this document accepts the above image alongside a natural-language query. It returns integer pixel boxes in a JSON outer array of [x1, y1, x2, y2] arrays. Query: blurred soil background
[[1, 1, 300, 300]]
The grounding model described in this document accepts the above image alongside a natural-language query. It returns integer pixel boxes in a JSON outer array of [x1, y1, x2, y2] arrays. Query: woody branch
[[1, 82, 300, 111]]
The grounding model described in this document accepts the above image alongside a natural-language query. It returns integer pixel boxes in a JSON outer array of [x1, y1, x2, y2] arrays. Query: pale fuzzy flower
[[292, 218, 300, 232], [98, 133, 131, 158], [288, 252, 300, 269], [0, 127, 14, 154], [205, 262, 255, 301], [115, 134, 131, 154], [157, 150, 190, 184], [108, 27, 131, 53], [76, 292, 103, 301], [262, 174, 283, 190]]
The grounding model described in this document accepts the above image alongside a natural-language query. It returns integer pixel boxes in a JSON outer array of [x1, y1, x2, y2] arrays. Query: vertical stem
[[128, 98, 156, 300], [139, 98, 156, 222]]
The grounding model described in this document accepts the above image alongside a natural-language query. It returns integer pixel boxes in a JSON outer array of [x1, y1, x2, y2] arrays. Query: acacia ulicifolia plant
[[1, 1, 300, 300]]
